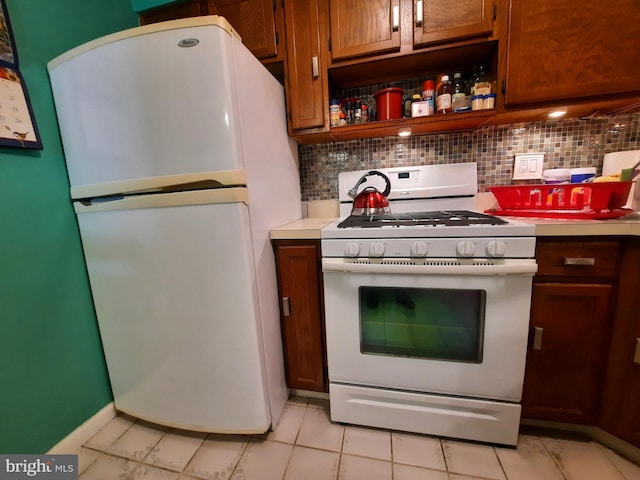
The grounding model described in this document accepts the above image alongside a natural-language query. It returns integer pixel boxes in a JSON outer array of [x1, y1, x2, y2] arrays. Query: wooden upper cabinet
[[414, 0, 494, 48], [505, 0, 640, 106], [139, 0, 283, 62], [283, 0, 329, 132], [329, 0, 401, 61], [327, 0, 494, 62], [213, 0, 281, 61], [139, 0, 210, 25]]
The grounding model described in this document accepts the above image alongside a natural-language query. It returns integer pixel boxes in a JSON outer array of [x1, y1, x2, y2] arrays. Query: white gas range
[[320, 163, 537, 446]]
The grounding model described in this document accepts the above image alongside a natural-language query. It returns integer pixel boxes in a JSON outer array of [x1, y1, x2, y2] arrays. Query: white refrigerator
[[47, 17, 301, 433]]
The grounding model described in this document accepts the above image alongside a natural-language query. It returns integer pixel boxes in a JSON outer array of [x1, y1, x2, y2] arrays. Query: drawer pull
[[634, 338, 640, 365], [533, 326, 543, 350], [392, 5, 400, 31], [563, 257, 596, 266], [311, 56, 319, 79], [282, 297, 291, 317], [416, 1, 423, 27]]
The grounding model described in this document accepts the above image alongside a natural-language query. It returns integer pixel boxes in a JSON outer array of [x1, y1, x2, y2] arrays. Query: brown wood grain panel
[[505, 1, 640, 105], [522, 283, 612, 424], [139, 0, 209, 25], [214, 0, 279, 60], [283, 0, 330, 132], [534, 240, 619, 280], [274, 240, 327, 392], [600, 239, 640, 448], [414, 0, 493, 48], [329, 0, 401, 60]]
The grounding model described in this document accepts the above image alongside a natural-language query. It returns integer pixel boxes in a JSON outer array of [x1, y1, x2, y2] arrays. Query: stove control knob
[[410, 241, 429, 257], [456, 240, 476, 257], [345, 242, 360, 257], [486, 240, 507, 257], [369, 241, 385, 257]]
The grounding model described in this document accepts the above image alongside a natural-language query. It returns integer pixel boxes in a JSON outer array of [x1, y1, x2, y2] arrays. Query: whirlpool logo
[[1, 455, 77, 479]]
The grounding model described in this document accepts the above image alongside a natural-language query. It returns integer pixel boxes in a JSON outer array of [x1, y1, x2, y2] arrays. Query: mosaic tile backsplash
[[298, 113, 640, 201]]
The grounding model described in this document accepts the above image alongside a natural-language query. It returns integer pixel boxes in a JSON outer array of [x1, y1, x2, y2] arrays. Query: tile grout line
[[336, 411, 347, 480], [141, 430, 206, 476], [79, 417, 140, 477], [440, 438, 450, 474], [491, 445, 509, 480], [538, 437, 570, 480]]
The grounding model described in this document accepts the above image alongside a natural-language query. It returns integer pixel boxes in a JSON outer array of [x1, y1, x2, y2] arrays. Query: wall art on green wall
[[0, 0, 42, 149]]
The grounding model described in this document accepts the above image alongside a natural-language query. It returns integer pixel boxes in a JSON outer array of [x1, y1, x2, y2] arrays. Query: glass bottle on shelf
[[472, 64, 492, 96], [452, 73, 467, 112], [329, 99, 341, 127], [436, 75, 453, 114]]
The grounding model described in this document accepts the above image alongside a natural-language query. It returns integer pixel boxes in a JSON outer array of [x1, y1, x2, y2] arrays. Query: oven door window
[[359, 286, 485, 363]]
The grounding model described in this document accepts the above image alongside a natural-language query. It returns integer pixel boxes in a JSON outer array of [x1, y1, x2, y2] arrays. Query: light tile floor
[[77, 396, 640, 480]]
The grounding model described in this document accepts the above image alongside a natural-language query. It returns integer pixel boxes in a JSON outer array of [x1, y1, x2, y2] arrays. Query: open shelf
[[329, 109, 496, 141]]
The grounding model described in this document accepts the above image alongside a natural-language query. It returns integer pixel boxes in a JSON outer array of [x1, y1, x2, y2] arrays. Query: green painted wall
[[0, 0, 138, 453]]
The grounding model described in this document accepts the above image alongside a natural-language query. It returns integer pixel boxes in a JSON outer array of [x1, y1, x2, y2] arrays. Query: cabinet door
[[522, 283, 612, 424], [283, 0, 329, 132], [139, 0, 209, 25], [505, 1, 640, 105], [213, 0, 281, 61], [600, 240, 640, 448], [414, 0, 493, 48], [329, 0, 401, 61], [274, 241, 327, 392]]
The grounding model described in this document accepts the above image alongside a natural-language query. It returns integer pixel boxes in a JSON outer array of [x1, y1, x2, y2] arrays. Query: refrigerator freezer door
[[49, 20, 244, 188], [77, 199, 271, 433]]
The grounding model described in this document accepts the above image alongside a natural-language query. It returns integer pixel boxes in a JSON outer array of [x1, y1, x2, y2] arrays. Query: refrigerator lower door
[[77, 196, 273, 433]]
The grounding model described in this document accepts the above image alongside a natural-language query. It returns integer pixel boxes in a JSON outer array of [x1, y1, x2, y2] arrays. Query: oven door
[[322, 258, 536, 402]]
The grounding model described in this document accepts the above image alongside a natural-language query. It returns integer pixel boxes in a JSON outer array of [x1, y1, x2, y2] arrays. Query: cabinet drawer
[[535, 240, 619, 279]]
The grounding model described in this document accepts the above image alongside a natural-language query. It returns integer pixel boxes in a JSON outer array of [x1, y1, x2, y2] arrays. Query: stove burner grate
[[337, 210, 508, 229]]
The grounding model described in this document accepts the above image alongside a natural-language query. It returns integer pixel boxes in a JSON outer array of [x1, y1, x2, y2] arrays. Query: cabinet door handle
[[282, 297, 291, 317], [415, 1, 423, 27], [634, 338, 640, 365], [392, 5, 400, 31], [563, 257, 596, 266], [533, 326, 543, 351], [311, 56, 319, 79]]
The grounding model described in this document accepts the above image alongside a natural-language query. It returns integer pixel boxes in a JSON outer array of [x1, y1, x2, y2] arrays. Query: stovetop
[[321, 209, 536, 241], [337, 210, 508, 229]]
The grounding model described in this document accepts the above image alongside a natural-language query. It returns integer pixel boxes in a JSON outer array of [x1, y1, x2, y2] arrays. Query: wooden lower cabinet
[[522, 283, 612, 423], [273, 239, 328, 392], [522, 238, 618, 424], [600, 238, 640, 448]]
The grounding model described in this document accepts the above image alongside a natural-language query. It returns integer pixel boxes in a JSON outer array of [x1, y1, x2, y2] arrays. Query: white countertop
[[514, 213, 640, 236], [269, 217, 337, 240], [270, 213, 640, 240]]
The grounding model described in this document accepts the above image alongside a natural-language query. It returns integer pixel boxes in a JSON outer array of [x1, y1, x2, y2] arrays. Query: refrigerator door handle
[[74, 187, 250, 213], [71, 169, 247, 200]]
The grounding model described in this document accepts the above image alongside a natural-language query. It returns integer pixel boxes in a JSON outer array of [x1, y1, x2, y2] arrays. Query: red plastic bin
[[486, 182, 633, 219]]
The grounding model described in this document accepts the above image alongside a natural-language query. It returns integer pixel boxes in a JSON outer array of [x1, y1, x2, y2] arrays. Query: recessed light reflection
[[548, 109, 567, 118]]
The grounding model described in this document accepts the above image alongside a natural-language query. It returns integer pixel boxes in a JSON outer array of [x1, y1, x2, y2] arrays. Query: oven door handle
[[322, 259, 538, 276]]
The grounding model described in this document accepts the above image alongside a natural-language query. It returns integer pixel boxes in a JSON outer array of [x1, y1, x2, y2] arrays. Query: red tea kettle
[[348, 170, 392, 215]]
